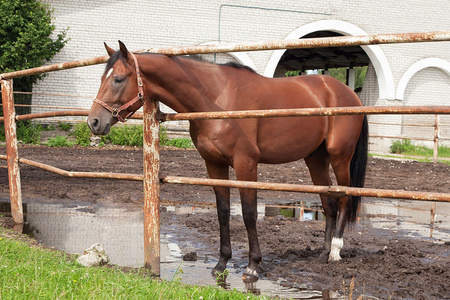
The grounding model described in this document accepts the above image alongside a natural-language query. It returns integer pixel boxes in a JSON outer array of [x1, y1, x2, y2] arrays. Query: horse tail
[[349, 115, 368, 223]]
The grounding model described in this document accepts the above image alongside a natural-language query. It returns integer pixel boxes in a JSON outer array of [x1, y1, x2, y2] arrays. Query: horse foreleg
[[205, 161, 231, 275], [240, 187, 261, 278], [234, 156, 261, 278]]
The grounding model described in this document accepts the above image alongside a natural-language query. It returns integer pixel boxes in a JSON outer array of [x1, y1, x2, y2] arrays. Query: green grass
[[0, 227, 264, 299], [44, 135, 74, 147], [390, 139, 450, 158]]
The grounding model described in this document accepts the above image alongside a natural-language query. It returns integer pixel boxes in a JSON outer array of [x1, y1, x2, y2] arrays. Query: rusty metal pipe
[[0, 155, 143, 181], [161, 106, 450, 121], [142, 98, 161, 275], [0, 111, 143, 122], [0, 55, 109, 80], [138, 31, 450, 56], [1, 79, 23, 224], [161, 176, 450, 203], [1, 31, 449, 80]]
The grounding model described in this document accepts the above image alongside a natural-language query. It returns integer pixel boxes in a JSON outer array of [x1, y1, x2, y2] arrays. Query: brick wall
[[30, 0, 450, 152]]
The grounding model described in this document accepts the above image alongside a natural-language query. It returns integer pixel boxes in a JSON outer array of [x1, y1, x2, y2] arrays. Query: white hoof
[[329, 238, 343, 261], [244, 267, 258, 278]]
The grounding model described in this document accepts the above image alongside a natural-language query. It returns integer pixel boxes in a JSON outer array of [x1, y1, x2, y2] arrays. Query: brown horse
[[88, 41, 368, 279]]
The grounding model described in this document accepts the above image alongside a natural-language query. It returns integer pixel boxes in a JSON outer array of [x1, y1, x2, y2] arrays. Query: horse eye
[[114, 77, 124, 84]]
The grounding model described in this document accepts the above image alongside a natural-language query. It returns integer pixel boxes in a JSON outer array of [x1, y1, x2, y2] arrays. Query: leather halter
[[93, 52, 144, 122]]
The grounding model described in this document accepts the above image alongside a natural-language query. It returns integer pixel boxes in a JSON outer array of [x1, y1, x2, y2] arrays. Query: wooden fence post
[[143, 98, 161, 275], [1, 79, 23, 224]]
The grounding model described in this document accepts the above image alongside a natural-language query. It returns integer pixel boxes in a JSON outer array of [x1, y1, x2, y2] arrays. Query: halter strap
[[93, 52, 145, 122]]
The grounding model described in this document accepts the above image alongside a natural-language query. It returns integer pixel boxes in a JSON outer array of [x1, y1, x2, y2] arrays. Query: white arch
[[396, 58, 450, 100], [264, 20, 395, 100], [198, 41, 258, 72]]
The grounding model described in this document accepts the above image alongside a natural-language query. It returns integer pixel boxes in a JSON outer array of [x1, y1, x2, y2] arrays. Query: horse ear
[[118, 40, 132, 62], [104, 43, 116, 57]]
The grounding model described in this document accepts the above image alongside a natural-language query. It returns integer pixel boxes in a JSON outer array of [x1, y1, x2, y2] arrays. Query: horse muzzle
[[87, 113, 114, 135]]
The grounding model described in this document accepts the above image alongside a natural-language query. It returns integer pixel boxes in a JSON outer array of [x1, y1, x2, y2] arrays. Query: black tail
[[349, 115, 368, 223]]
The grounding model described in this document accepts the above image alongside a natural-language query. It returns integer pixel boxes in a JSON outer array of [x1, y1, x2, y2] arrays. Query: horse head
[[87, 41, 144, 135]]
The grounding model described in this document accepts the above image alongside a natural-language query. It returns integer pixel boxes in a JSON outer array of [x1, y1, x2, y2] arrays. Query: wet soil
[[1, 145, 449, 299]]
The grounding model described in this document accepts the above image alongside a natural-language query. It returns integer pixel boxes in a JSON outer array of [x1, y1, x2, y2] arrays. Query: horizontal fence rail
[[0, 155, 143, 181], [161, 106, 450, 121], [162, 176, 450, 202], [1, 31, 449, 80]]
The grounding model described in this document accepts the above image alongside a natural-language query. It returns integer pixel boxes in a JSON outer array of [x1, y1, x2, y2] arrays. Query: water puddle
[[0, 201, 324, 299], [1, 198, 449, 299], [360, 198, 450, 241]]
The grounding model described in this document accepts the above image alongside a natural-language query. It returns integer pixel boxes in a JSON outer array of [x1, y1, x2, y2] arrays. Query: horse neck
[[139, 55, 224, 113]]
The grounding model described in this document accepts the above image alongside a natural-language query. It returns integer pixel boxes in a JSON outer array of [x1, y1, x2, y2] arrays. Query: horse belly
[[257, 116, 326, 164]]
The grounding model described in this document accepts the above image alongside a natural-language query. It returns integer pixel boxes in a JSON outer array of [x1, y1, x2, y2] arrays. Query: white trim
[[263, 20, 395, 100], [396, 58, 450, 100], [198, 41, 258, 72]]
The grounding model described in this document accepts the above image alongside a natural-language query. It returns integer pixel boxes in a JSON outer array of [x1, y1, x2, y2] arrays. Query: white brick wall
[[29, 0, 450, 152]]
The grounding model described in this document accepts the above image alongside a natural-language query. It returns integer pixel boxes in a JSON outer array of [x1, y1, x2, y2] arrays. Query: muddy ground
[[0, 145, 449, 299]]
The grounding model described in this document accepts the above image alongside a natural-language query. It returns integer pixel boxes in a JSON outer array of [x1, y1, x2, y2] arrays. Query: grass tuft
[[390, 139, 450, 158]]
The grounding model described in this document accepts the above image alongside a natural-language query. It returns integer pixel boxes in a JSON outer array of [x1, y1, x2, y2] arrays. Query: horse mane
[[104, 51, 256, 74], [184, 55, 256, 73]]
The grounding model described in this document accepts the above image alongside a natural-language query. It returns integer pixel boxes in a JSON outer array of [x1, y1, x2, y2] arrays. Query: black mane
[[184, 55, 256, 73], [221, 61, 256, 73], [104, 51, 256, 74]]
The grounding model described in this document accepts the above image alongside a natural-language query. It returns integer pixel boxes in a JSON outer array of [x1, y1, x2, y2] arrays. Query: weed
[[172, 264, 184, 282], [72, 123, 91, 146], [44, 136, 73, 147], [16, 121, 43, 144], [0, 124, 4, 142], [214, 269, 229, 283], [102, 125, 143, 146], [57, 121, 72, 131], [159, 125, 170, 145], [390, 139, 415, 154]]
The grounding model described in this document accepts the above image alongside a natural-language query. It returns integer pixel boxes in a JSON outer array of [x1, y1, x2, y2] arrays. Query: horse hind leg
[[304, 145, 337, 263], [326, 137, 359, 262], [327, 153, 353, 262], [205, 161, 232, 275]]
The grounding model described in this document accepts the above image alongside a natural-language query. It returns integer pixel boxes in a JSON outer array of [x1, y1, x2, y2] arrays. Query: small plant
[[16, 121, 43, 144], [0, 124, 5, 142], [57, 121, 72, 131], [390, 139, 416, 154], [171, 264, 184, 282], [44, 136, 73, 147], [72, 123, 92, 146], [101, 125, 144, 146], [214, 269, 229, 282], [159, 125, 170, 145]]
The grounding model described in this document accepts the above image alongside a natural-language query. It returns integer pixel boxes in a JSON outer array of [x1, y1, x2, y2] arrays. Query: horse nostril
[[92, 118, 100, 130]]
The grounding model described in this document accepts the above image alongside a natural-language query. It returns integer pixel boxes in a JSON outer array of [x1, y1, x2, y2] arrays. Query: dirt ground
[[0, 145, 449, 299]]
